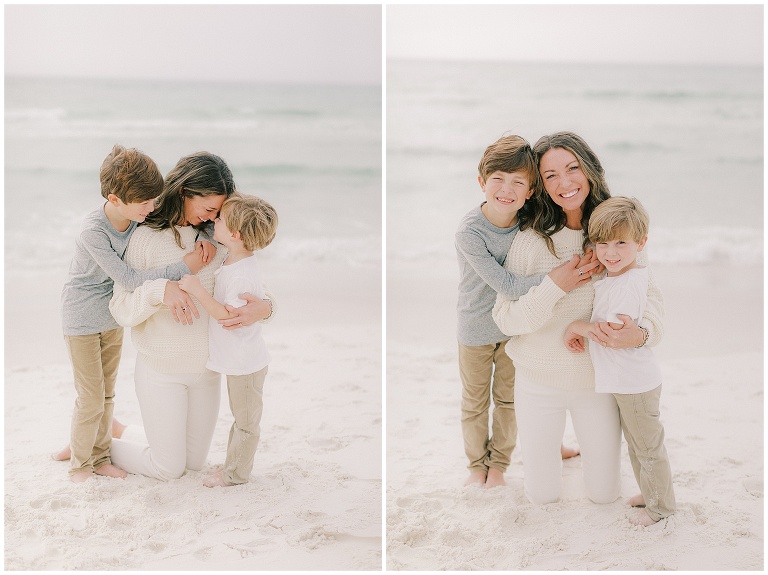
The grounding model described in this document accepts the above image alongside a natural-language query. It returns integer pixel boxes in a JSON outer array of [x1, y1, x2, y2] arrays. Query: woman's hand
[[219, 293, 272, 330], [164, 281, 200, 325], [548, 254, 601, 293], [588, 314, 645, 349], [183, 243, 207, 274]]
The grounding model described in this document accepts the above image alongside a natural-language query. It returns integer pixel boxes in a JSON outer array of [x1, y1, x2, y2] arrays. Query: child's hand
[[178, 274, 202, 295], [564, 330, 585, 353], [183, 244, 207, 274], [197, 240, 217, 264]]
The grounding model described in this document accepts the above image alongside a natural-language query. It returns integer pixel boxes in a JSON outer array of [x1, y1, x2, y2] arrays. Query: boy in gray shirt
[[60, 145, 210, 482], [456, 134, 581, 488]]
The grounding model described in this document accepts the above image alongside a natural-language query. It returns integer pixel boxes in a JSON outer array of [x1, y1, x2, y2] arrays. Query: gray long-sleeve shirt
[[455, 203, 544, 346], [60, 205, 190, 336]]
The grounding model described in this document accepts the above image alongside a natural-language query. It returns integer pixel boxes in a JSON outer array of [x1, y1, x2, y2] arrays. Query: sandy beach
[[386, 261, 763, 570], [4, 260, 382, 570]]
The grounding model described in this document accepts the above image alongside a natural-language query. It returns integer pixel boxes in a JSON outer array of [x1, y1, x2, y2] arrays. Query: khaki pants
[[64, 328, 123, 474], [222, 367, 268, 484], [614, 386, 676, 521], [458, 341, 516, 472]]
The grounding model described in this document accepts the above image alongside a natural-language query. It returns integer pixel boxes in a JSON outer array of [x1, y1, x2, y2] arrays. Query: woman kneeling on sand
[[104, 152, 273, 481], [492, 132, 664, 505]]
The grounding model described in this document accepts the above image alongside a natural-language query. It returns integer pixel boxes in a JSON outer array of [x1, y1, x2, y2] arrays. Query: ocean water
[[387, 59, 763, 266], [5, 76, 382, 276]]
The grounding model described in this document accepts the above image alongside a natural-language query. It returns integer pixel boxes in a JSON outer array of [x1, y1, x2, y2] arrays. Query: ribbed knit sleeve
[[495, 227, 597, 391], [109, 225, 226, 374]]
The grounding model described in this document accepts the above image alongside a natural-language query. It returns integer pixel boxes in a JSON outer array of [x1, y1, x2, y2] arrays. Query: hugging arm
[[455, 230, 544, 299], [81, 228, 191, 290]]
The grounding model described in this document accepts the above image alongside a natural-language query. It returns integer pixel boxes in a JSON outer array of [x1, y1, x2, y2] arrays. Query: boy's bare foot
[[52, 418, 127, 461], [70, 470, 93, 483], [94, 463, 127, 479], [485, 468, 506, 488], [203, 471, 234, 488], [627, 493, 646, 507], [463, 470, 487, 486], [628, 508, 658, 526], [52, 446, 71, 461], [561, 444, 580, 459]]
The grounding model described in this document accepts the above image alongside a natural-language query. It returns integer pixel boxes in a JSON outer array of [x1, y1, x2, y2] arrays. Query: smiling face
[[478, 170, 533, 227], [539, 147, 591, 223], [595, 234, 647, 276], [111, 195, 155, 223], [182, 194, 226, 226]]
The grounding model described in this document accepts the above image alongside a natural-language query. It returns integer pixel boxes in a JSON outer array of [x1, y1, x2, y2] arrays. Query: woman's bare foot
[[203, 471, 234, 488], [70, 470, 93, 483], [463, 470, 487, 486], [94, 463, 127, 479], [561, 444, 580, 459], [628, 508, 658, 526], [627, 493, 646, 507], [485, 468, 506, 488], [51, 418, 127, 461]]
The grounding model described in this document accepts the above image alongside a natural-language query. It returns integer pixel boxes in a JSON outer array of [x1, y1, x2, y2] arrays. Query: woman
[[492, 132, 663, 504], [108, 151, 273, 481]]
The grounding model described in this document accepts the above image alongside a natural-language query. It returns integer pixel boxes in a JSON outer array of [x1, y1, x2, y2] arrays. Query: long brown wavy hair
[[520, 132, 612, 257], [143, 151, 237, 248]]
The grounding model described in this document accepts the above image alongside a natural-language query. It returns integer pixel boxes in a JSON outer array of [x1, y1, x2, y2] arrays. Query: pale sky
[[5, 4, 382, 85], [387, 4, 763, 66]]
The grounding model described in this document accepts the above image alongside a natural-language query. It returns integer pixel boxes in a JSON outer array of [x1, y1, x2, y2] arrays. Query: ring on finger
[[181, 307, 188, 311], [577, 268, 583, 276]]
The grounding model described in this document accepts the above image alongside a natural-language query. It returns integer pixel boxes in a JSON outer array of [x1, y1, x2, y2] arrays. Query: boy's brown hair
[[220, 194, 278, 251], [99, 144, 164, 203], [477, 134, 538, 187], [588, 196, 650, 244]]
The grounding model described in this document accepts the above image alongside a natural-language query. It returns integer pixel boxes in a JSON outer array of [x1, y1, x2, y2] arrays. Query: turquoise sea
[[387, 59, 763, 266], [5, 76, 382, 275]]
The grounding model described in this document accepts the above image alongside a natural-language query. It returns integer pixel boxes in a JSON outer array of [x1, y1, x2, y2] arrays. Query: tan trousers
[[222, 367, 268, 484], [614, 386, 676, 521], [64, 328, 123, 473], [458, 341, 516, 472]]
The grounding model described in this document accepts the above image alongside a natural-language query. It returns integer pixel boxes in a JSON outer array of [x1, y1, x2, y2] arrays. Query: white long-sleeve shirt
[[109, 225, 223, 374], [492, 226, 663, 391]]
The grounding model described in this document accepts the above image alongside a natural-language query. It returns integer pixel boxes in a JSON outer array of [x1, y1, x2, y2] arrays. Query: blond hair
[[99, 144, 164, 203], [220, 194, 278, 251], [588, 196, 649, 244]]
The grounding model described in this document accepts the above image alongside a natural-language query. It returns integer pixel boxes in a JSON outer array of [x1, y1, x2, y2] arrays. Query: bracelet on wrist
[[635, 326, 649, 348], [263, 298, 274, 321]]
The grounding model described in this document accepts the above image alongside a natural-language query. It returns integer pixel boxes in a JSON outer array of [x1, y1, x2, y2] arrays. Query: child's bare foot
[[628, 508, 658, 526], [70, 470, 93, 483], [52, 445, 71, 461], [627, 493, 646, 507], [561, 444, 580, 459], [203, 471, 234, 488], [485, 468, 506, 488], [94, 463, 127, 479], [463, 470, 487, 486], [52, 418, 127, 462]]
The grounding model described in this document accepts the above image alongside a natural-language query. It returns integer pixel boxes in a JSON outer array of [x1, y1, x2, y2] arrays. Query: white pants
[[110, 356, 221, 481], [515, 374, 621, 505]]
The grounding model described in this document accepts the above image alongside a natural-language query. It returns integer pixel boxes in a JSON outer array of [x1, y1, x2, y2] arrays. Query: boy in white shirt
[[563, 196, 675, 526], [179, 194, 278, 487]]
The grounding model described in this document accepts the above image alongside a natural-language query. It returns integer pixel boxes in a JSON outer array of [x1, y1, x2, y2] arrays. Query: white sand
[[4, 261, 382, 570], [386, 262, 763, 570]]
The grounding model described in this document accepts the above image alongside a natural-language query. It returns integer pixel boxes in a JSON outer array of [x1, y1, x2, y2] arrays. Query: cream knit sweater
[[492, 227, 664, 391], [109, 225, 226, 374]]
